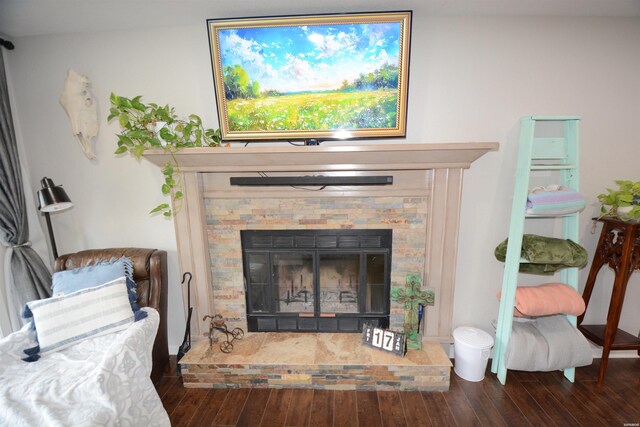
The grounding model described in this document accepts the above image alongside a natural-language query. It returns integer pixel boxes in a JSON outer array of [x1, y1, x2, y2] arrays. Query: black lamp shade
[[37, 177, 73, 212]]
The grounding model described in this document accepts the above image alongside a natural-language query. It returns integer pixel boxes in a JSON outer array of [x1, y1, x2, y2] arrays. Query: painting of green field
[[226, 90, 398, 132]]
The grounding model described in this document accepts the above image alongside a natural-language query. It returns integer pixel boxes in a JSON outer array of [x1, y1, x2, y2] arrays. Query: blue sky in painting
[[218, 21, 400, 93]]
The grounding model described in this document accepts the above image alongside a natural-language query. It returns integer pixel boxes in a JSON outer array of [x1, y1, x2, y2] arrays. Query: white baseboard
[[596, 349, 639, 358], [447, 342, 639, 359]]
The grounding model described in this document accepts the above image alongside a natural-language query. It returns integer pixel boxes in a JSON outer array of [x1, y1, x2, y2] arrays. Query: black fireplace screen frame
[[241, 229, 392, 332]]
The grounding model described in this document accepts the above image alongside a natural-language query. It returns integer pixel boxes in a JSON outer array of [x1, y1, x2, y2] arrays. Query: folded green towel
[[495, 234, 588, 274]]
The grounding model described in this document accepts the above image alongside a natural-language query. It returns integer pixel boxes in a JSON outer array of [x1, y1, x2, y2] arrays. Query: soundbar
[[230, 176, 393, 186]]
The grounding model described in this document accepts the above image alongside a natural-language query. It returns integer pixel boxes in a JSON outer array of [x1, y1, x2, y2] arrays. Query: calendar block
[[362, 324, 406, 357]]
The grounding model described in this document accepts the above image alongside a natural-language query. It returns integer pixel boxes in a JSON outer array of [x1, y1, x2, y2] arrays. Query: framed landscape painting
[[207, 11, 412, 142]]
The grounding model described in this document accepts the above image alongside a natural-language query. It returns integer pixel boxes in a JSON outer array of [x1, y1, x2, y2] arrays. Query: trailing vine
[[108, 93, 221, 216]]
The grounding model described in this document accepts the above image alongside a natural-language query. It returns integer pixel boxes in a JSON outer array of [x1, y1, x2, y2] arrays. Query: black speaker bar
[[230, 175, 393, 186]]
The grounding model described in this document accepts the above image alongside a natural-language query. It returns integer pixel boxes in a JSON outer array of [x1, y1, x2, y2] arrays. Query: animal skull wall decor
[[59, 69, 99, 160]]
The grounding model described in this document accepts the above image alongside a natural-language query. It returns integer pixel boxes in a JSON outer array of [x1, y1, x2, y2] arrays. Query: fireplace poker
[[176, 272, 193, 363]]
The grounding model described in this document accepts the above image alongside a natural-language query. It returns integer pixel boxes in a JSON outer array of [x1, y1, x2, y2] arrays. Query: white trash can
[[453, 326, 494, 382]]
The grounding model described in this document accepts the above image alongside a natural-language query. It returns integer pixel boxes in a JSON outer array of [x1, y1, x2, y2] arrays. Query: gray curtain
[[0, 48, 52, 331]]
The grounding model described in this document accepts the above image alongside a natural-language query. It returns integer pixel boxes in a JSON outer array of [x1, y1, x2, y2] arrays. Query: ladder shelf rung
[[530, 116, 581, 121], [530, 164, 577, 170], [525, 212, 581, 218]]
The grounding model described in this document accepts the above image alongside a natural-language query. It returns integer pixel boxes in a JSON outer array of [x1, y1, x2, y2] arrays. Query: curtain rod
[[0, 38, 15, 50]]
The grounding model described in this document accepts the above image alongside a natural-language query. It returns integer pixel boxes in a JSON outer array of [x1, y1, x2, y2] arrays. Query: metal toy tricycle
[[203, 314, 244, 353]]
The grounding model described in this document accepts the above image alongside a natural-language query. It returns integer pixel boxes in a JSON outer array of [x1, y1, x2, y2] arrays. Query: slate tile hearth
[[180, 333, 451, 391]]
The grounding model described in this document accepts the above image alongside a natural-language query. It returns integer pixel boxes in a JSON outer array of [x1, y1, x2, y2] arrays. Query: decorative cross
[[391, 273, 435, 350]]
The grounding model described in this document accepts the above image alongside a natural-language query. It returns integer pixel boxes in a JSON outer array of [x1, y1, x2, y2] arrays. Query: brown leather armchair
[[55, 248, 169, 384]]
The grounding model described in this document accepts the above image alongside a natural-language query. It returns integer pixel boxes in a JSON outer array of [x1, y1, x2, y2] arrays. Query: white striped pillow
[[23, 276, 134, 359]]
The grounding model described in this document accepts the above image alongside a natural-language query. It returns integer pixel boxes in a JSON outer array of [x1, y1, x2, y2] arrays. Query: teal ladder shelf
[[491, 116, 581, 385]]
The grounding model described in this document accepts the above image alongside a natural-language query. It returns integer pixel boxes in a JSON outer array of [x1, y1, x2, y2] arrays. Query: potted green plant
[[108, 93, 222, 216], [597, 180, 640, 220]]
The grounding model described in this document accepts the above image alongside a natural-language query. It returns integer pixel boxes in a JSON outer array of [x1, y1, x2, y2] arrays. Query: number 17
[[383, 331, 394, 350]]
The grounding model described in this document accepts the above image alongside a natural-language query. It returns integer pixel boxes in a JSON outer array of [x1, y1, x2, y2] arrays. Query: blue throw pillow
[[52, 257, 134, 296]]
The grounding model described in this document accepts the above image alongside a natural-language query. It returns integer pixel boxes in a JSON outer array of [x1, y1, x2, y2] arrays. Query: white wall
[[4, 14, 640, 354]]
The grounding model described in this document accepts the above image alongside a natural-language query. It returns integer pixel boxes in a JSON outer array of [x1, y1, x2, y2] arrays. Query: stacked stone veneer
[[182, 362, 449, 391], [204, 196, 429, 331], [180, 336, 450, 391]]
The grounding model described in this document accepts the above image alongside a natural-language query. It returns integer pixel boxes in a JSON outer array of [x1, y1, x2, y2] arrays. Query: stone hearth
[[180, 332, 452, 391]]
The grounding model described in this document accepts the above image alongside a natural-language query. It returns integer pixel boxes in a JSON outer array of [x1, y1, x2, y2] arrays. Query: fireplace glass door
[[319, 253, 360, 314], [242, 229, 392, 332], [273, 252, 314, 314]]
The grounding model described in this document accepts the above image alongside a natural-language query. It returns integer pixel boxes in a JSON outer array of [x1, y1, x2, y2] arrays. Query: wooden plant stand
[[578, 217, 640, 385]]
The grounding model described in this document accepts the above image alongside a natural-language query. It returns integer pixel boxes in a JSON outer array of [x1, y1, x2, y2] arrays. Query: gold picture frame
[[207, 11, 412, 142]]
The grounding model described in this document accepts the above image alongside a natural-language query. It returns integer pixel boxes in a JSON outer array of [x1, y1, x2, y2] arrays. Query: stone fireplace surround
[[144, 142, 498, 344], [207, 195, 424, 334]]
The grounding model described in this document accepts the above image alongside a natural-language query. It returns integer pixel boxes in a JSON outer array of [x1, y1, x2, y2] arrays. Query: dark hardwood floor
[[157, 357, 640, 426]]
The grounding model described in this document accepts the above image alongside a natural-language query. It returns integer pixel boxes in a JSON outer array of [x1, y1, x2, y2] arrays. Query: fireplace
[[142, 143, 498, 342], [242, 229, 392, 332]]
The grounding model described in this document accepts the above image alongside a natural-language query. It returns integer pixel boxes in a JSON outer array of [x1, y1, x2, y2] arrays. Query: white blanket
[[0, 308, 170, 426]]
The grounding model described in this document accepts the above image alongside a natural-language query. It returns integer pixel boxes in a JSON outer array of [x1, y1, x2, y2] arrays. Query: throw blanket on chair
[[0, 308, 169, 427], [495, 234, 588, 274]]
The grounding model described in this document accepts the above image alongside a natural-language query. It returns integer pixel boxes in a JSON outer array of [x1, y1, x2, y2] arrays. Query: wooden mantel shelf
[[143, 142, 498, 172]]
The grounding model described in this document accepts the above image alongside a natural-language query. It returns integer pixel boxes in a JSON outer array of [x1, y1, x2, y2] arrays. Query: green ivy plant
[[108, 93, 221, 216], [597, 180, 640, 220]]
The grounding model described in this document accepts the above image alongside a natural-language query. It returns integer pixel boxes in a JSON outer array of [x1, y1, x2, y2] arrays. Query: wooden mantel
[[143, 142, 498, 172], [144, 142, 498, 342]]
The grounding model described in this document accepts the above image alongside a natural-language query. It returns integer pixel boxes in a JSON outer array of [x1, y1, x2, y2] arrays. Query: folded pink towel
[[498, 283, 585, 317]]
